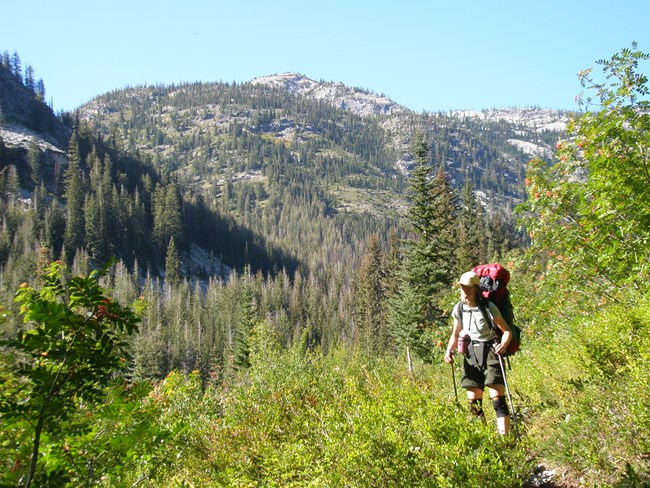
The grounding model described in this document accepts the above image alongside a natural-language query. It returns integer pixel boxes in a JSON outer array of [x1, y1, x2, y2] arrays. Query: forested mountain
[[1, 55, 569, 364], [1, 53, 568, 372], [2, 60, 569, 284], [74, 72, 568, 275]]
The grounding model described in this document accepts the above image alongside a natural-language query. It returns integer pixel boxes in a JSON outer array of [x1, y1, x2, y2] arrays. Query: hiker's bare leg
[[466, 387, 485, 420], [488, 385, 510, 435]]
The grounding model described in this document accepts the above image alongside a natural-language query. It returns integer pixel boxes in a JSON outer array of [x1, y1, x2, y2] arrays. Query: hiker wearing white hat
[[444, 271, 513, 435]]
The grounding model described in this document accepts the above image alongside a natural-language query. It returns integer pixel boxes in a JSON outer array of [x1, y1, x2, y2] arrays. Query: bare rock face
[[1, 64, 72, 191], [0, 65, 70, 149], [252, 73, 407, 118]]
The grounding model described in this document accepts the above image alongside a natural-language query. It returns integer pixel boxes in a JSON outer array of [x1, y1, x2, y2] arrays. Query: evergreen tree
[[387, 280, 425, 369], [63, 133, 86, 262], [235, 271, 257, 369], [403, 133, 458, 316], [165, 237, 181, 287], [382, 228, 402, 302], [1, 51, 10, 69], [388, 132, 459, 361], [6, 165, 19, 199], [11, 51, 22, 82], [100, 154, 115, 259], [24, 65, 35, 93], [86, 151, 115, 263], [153, 183, 184, 258], [44, 203, 66, 258], [28, 140, 41, 186], [36, 79, 45, 101], [457, 178, 482, 270], [30, 184, 47, 243], [475, 195, 489, 263], [353, 234, 386, 352]]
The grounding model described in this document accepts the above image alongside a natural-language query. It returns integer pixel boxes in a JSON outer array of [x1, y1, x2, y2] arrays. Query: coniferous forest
[[0, 45, 649, 487]]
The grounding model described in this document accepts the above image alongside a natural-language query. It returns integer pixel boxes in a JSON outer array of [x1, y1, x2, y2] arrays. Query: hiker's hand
[[493, 342, 507, 356], [444, 351, 454, 363]]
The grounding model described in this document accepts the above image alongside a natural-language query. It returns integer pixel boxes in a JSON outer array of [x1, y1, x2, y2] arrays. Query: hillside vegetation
[[1, 45, 649, 487]]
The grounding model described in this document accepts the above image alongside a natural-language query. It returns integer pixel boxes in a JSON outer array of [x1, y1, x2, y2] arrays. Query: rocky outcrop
[[0, 65, 70, 149], [252, 73, 407, 118]]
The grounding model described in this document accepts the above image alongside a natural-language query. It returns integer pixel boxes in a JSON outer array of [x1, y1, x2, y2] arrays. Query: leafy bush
[[129, 330, 532, 487], [0, 261, 140, 487], [509, 288, 650, 485]]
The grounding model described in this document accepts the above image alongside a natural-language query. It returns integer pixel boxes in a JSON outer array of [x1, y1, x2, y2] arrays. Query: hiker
[[444, 271, 513, 435]]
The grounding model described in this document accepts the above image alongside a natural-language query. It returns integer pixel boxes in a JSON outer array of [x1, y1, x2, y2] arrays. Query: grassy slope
[[2, 269, 647, 487], [95, 281, 648, 487]]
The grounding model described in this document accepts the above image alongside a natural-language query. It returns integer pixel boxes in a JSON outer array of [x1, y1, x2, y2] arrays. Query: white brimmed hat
[[456, 271, 480, 287]]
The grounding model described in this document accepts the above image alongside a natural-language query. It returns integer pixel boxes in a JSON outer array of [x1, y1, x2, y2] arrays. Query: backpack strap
[[477, 299, 496, 333], [455, 300, 463, 318], [479, 299, 513, 368]]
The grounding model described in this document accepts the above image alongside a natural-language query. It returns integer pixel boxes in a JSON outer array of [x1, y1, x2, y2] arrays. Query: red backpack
[[472, 263, 521, 355]]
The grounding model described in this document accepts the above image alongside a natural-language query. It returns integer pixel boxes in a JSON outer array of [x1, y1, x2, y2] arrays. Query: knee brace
[[468, 399, 485, 418], [492, 396, 510, 418]]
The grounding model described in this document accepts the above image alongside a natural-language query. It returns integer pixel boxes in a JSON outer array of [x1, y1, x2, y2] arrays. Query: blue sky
[[2, 0, 649, 113]]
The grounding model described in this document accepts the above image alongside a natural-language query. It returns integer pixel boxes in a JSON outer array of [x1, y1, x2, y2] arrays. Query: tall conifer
[[63, 133, 86, 262], [234, 272, 256, 369], [28, 140, 41, 186], [165, 237, 181, 287], [353, 234, 386, 352], [388, 132, 459, 361], [403, 133, 458, 316], [457, 178, 482, 270]]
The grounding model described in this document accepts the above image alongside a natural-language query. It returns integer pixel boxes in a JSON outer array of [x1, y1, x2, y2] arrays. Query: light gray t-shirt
[[452, 301, 501, 342]]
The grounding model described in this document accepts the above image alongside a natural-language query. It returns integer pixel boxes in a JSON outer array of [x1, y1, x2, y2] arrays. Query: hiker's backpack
[[472, 263, 521, 355]]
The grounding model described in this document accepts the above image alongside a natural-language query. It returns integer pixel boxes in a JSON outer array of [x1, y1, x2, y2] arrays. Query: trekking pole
[[450, 360, 459, 405], [497, 353, 519, 438]]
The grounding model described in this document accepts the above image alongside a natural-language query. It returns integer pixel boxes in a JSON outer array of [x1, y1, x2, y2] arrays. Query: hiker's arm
[[493, 315, 511, 356], [444, 318, 461, 363]]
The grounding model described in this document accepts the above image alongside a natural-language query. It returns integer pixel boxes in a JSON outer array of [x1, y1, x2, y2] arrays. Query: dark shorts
[[461, 343, 504, 390]]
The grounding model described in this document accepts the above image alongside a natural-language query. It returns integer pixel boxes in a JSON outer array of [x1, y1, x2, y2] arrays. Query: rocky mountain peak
[[252, 72, 407, 118], [452, 107, 569, 132]]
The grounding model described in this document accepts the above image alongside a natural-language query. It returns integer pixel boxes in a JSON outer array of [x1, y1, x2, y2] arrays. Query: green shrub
[[511, 289, 650, 485], [0, 261, 140, 487], [156, 340, 532, 487]]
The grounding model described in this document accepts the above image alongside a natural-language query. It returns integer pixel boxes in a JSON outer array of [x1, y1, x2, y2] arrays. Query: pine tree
[[382, 228, 402, 302], [6, 165, 19, 200], [85, 194, 101, 263], [85, 150, 104, 262], [234, 271, 257, 369], [11, 51, 22, 82], [165, 237, 181, 287], [63, 133, 86, 262], [44, 203, 66, 258], [457, 178, 482, 270], [36, 79, 45, 101], [475, 195, 489, 263], [100, 154, 115, 259], [28, 140, 41, 186], [387, 280, 425, 370], [353, 234, 386, 352], [24, 65, 35, 93], [153, 183, 184, 259], [86, 151, 115, 263], [388, 132, 459, 361], [403, 133, 458, 317], [1, 51, 10, 69]]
